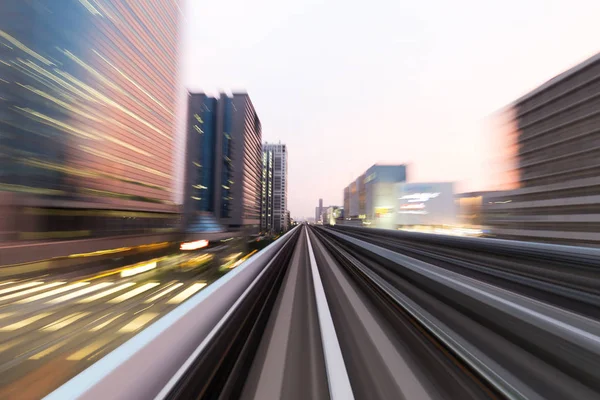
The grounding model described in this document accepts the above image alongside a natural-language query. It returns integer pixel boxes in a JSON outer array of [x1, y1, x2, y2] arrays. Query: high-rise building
[[184, 92, 261, 232], [260, 142, 288, 232], [0, 0, 181, 240], [183, 93, 229, 232], [315, 198, 324, 223], [343, 186, 350, 218], [229, 93, 262, 231], [349, 182, 359, 217], [485, 53, 600, 246], [260, 145, 274, 232]]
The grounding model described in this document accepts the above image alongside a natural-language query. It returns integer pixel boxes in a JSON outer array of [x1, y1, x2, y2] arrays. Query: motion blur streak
[[0, 313, 15, 321], [108, 282, 160, 303], [29, 341, 67, 360], [152, 225, 600, 400], [0, 282, 65, 301], [144, 283, 183, 303], [89, 313, 124, 332], [120, 261, 157, 278], [41, 312, 91, 331], [17, 282, 89, 303], [180, 240, 209, 251], [0, 282, 43, 296], [0, 313, 52, 331], [78, 283, 135, 303], [48, 282, 113, 303], [166, 282, 206, 304], [66, 338, 113, 361], [118, 312, 159, 333]]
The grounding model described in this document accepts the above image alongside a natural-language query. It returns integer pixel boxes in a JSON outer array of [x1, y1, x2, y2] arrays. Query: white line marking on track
[[305, 228, 355, 400]]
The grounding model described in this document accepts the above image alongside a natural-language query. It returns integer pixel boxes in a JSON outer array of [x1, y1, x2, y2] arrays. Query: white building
[[260, 143, 288, 232], [395, 182, 457, 227], [367, 181, 457, 230]]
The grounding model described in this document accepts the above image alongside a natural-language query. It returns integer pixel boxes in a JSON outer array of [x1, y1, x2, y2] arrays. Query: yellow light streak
[[0, 282, 65, 301], [17, 282, 89, 304], [120, 262, 157, 278], [48, 282, 113, 304], [0, 30, 53, 65], [78, 283, 135, 303], [144, 283, 183, 303], [0, 313, 53, 331], [118, 312, 159, 333], [0, 281, 43, 296], [41, 312, 91, 331], [66, 337, 112, 361], [89, 313, 124, 332], [167, 283, 207, 304], [108, 283, 160, 303], [29, 341, 67, 360]]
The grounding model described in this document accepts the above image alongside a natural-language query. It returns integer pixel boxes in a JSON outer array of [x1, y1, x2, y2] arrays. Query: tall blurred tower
[[260, 145, 274, 232], [184, 92, 262, 232], [261, 142, 288, 233], [0, 0, 181, 239], [229, 93, 262, 231]]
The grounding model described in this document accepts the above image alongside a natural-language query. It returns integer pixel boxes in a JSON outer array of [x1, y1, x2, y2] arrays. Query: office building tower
[[285, 210, 291, 228], [315, 198, 324, 223], [260, 142, 288, 232], [184, 93, 262, 231], [0, 0, 181, 240], [485, 52, 600, 245], [260, 145, 274, 232], [183, 93, 227, 232], [184, 92, 261, 232], [343, 186, 350, 218], [229, 93, 262, 230], [349, 181, 359, 217], [343, 164, 407, 222]]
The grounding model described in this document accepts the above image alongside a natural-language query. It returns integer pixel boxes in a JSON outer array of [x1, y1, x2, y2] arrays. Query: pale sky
[[182, 0, 600, 219]]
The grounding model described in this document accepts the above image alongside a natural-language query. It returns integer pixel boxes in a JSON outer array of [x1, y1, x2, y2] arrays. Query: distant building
[[324, 206, 344, 225], [315, 198, 324, 223], [343, 186, 350, 218], [349, 181, 359, 217], [184, 92, 261, 232], [343, 164, 407, 223], [485, 53, 600, 246], [261, 142, 288, 232]]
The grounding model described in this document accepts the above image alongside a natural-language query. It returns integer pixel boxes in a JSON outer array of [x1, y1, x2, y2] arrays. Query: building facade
[[485, 53, 600, 245], [315, 198, 323, 223], [184, 92, 261, 232], [343, 164, 407, 224], [261, 142, 288, 233], [0, 0, 181, 240], [343, 186, 350, 218], [228, 93, 262, 231], [260, 145, 274, 232]]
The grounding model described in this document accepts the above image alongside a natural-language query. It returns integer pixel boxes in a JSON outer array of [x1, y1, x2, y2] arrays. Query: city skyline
[[182, 0, 600, 218]]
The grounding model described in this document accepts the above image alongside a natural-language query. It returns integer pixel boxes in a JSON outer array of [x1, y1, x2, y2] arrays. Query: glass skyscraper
[[0, 0, 180, 239], [184, 92, 261, 232], [261, 142, 288, 233]]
